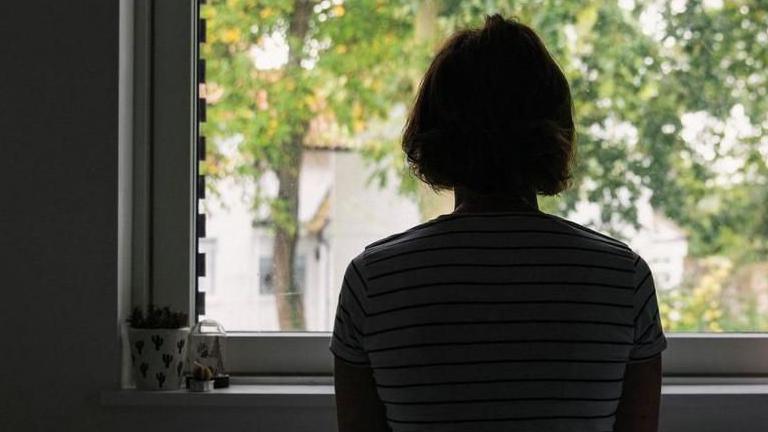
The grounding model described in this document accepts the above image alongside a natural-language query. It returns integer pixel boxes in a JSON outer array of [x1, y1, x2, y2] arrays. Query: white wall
[[327, 151, 421, 323], [201, 150, 334, 331], [202, 149, 421, 332]]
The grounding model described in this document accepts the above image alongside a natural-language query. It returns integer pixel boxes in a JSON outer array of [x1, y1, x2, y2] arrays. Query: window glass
[[199, 0, 768, 332]]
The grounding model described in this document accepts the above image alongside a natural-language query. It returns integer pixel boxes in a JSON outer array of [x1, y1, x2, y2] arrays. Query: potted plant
[[188, 361, 215, 392], [127, 305, 190, 391]]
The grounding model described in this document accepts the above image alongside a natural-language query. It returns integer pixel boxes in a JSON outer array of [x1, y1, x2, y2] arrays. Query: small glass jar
[[188, 319, 228, 383]]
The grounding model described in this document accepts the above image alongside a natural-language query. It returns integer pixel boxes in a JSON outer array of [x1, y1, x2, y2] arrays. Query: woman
[[331, 14, 666, 432]]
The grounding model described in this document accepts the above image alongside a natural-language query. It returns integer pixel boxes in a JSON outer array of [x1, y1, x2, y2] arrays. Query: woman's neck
[[453, 186, 539, 214]]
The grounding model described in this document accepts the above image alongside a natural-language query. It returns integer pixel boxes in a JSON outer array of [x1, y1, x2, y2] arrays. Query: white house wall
[[326, 151, 422, 328], [203, 151, 336, 331]]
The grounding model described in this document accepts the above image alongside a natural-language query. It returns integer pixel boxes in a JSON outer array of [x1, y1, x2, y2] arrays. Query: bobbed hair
[[403, 14, 576, 195]]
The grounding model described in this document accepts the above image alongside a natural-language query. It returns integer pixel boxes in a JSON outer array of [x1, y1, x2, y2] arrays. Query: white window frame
[[132, 0, 768, 377]]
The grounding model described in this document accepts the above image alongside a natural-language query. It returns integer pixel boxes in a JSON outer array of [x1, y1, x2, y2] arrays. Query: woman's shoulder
[[544, 213, 633, 252], [359, 210, 638, 267], [362, 218, 440, 252]]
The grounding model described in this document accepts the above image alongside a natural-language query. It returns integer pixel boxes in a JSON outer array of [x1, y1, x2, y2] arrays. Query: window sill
[[101, 381, 334, 408], [101, 376, 768, 408]]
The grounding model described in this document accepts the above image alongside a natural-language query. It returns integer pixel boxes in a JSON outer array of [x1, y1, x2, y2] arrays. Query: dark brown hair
[[403, 14, 575, 195]]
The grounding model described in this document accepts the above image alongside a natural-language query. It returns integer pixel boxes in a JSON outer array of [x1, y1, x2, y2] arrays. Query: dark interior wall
[[0, 1, 120, 429], [0, 2, 333, 430]]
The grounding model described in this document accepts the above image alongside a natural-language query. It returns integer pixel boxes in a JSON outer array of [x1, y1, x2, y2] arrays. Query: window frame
[[132, 0, 196, 317], [133, 0, 768, 377]]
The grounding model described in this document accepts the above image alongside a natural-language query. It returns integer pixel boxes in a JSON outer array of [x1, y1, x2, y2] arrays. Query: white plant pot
[[128, 327, 190, 391], [189, 379, 214, 392]]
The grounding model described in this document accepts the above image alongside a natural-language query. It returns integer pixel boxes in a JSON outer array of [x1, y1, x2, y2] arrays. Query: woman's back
[[331, 210, 666, 431], [331, 14, 665, 432]]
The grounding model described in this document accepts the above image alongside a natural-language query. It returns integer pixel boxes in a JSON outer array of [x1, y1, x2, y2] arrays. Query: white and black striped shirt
[[330, 210, 667, 432]]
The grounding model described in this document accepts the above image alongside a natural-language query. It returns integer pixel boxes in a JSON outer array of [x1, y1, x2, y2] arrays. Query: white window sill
[[101, 376, 768, 408]]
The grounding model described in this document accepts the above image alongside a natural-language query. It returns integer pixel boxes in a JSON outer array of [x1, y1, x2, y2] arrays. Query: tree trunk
[[272, 0, 313, 330], [273, 139, 304, 330]]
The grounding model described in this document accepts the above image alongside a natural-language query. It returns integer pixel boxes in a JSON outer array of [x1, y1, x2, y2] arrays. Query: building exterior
[[202, 150, 688, 332], [201, 148, 420, 331]]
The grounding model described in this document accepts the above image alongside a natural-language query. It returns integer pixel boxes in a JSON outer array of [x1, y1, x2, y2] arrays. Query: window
[[198, 238, 217, 294], [139, 0, 768, 375]]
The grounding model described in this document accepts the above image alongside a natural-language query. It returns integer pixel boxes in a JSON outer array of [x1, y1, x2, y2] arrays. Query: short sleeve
[[329, 258, 371, 367], [628, 256, 668, 363]]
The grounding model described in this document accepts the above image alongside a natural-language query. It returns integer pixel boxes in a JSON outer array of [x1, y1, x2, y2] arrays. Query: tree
[[202, 0, 416, 329]]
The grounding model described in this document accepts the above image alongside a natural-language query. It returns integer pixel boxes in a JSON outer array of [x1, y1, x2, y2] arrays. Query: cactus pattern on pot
[[128, 323, 189, 390], [156, 372, 166, 388], [151, 335, 163, 350], [162, 353, 173, 368], [197, 342, 209, 358]]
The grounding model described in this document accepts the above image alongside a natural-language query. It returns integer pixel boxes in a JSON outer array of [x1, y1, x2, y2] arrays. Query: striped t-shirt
[[330, 209, 667, 432]]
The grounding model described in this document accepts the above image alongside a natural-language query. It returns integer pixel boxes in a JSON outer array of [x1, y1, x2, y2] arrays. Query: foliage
[[660, 257, 768, 332], [203, 0, 768, 259], [659, 257, 730, 331], [201, 0, 416, 227], [434, 1, 768, 259], [128, 305, 189, 329]]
